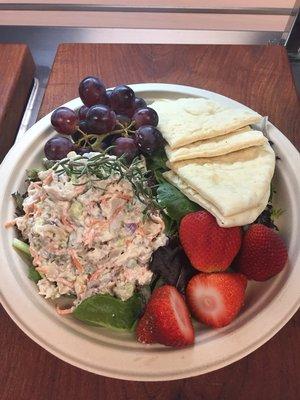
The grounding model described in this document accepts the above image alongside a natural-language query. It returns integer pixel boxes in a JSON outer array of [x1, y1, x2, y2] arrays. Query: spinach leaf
[[12, 192, 26, 217], [42, 158, 56, 170], [161, 212, 178, 237], [157, 182, 200, 222], [139, 285, 152, 306], [12, 239, 42, 283], [254, 183, 283, 231], [28, 267, 42, 283], [146, 148, 168, 173], [153, 169, 166, 184], [149, 237, 197, 293], [26, 168, 42, 182], [73, 293, 143, 331]]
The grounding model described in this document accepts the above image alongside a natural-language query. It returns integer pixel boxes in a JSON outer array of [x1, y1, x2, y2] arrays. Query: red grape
[[79, 76, 107, 107], [110, 85, 135, 113], [86, 105, 117, 134], [135, 125, 163, 156], [101, 132, 122, 149], [122, 106, 136, 118], [78, 120, 94, 134], [44, 137, 74, 160], [112, 137, 139, 163], [78, 105, 89, 121], [75, 145, 92, 155], [132, 107, 158, 129], [106, 89, 113, 104], [134, 97, 147, 110], [116, 114, 131, 128], [51, 107, 78, 135]]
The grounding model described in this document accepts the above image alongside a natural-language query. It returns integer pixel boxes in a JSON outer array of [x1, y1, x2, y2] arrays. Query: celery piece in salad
[[73, 293, 143, 331], [12, 238, 42, 283], [69, 200, 83, 220], [12, 238, 31, 258]]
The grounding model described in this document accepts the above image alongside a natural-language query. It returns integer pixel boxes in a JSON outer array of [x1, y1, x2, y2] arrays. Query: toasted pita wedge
[[168, 143, 275, 216], [165, 127, 267, 162], [151, 98, 261, 149], [163, 171, 270, 227]]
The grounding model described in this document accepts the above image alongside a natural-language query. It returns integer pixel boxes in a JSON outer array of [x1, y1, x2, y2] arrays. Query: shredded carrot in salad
[[6, 160, 167, 304]]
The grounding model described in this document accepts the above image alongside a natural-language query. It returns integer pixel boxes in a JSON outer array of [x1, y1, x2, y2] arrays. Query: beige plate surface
[[0, 84, 299, 381]]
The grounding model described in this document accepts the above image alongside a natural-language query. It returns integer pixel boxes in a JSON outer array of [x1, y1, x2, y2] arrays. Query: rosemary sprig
[[51, 152, 159, 213]]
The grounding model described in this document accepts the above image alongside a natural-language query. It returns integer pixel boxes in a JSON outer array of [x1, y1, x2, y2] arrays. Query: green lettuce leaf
[[28, 266, 42, 283], [146, 148, 168, 173], [26, 168, 43, 182], [73, 293, 143, 331], [12, 239, 42, 283], [161, 212, 178, 236], [157, 182, 200, 222], [12, 192, 26, 217]]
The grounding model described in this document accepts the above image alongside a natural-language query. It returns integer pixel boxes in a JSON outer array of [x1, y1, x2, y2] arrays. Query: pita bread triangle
[[168, 143, 275, 217], [151, 98, 261, 149], [165, 127, 268, 162], [163, 170, 270, 227]]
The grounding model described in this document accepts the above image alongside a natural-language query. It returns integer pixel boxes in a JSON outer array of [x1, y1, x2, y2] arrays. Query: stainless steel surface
[[16, 78, 39, 141], [281, 0, 299, 43]]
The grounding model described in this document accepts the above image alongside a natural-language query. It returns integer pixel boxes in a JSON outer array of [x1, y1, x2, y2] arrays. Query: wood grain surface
[[2, 44, 300, 400], [0, 44, 35, 161]]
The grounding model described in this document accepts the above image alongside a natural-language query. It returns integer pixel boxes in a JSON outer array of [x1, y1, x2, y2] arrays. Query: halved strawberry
[[136, 285, 194, 347], [136, 313, 156, 344], [186, 273, 247, 328]]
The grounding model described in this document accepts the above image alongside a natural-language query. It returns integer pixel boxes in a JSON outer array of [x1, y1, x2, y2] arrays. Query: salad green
[[157, 182, 200, 222], [12, 238, 31, 258], [73, 293, 143, 330], [12, 238, 42, 283]]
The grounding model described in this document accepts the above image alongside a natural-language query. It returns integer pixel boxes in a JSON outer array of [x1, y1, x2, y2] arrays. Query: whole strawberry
[[179, 211, 242, 272], [234, 224, 288, 281], [186, 272, 247, 328], [136, 285, 195, 347]]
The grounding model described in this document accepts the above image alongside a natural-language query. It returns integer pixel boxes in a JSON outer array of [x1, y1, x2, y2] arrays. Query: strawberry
[[136, 285, 195, 347], [233, 224, 288, 281], [186, 272, 247, 328], [179, 211, 242, 272], [136, 313, 156, 344]]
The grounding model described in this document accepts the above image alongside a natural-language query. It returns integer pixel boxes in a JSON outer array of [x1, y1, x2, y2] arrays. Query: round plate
[[0, 84, 299, 381]]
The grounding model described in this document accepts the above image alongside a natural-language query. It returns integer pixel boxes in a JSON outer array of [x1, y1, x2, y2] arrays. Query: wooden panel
[[39, 44, 300, 148], [0, 44, 35, 162], [1, 44, 299, 400]]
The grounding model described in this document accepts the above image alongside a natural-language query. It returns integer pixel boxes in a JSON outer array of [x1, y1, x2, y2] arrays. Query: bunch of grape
[[44, 76, 163, 162]]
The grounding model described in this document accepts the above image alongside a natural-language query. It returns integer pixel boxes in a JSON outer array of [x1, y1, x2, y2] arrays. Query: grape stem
[[76, 119, 136, 149]]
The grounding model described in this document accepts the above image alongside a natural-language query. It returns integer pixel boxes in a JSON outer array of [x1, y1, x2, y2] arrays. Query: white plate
[[0, 83, 299, 381]]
